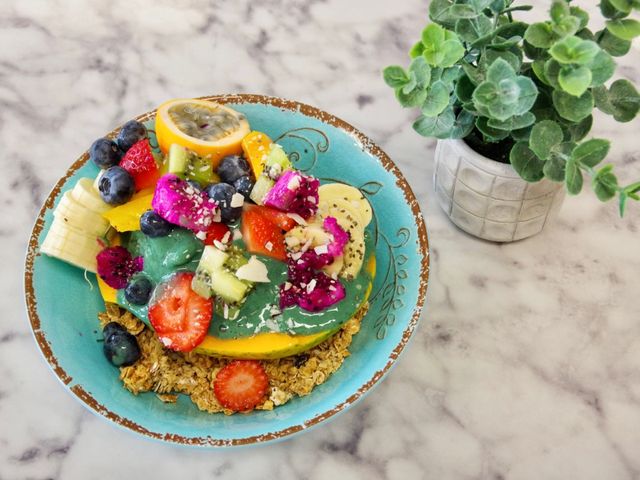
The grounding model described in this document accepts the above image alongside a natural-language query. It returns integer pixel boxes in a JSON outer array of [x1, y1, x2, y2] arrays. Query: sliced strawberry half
[[244, 204, 297, 231], [241, 206, 287, 261], [213, 360, 269, 412], [204, 222, 230, 246], [120, 138, 160, 191], [148, 272, 212, 352]]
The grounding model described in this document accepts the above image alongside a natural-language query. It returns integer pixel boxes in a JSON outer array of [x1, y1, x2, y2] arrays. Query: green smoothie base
[[117, 227, 374, 340]]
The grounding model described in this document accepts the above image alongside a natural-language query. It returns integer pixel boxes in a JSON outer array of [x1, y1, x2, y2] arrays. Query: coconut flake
[[195, 231, 207, 241], [314, 244, 329, 255], [286, 212, 307, 226], [287, 174, 301, 191], [265, 241, 273, 252], [230, 192, 245, 208], [213, 240, 227, 251], [236, 256, 270, 283], [232, 228, 243, 241], [221, 231, 231, 244], [306, 278, 317, 294]]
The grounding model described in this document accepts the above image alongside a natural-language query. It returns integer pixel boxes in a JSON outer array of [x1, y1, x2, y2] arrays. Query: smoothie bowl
[[24, 95, 429, 446]]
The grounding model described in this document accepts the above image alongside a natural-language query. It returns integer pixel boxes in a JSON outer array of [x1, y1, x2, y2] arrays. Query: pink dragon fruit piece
[[292, 271, 346, 312], [322, 216, 349, 257], [152, 174, 218, 232], [263, 171, 319, 219], [97, 246, 143, 289]]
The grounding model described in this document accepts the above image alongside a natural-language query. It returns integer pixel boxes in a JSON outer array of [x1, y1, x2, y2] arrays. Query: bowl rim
[[23, 93, 430, 447]]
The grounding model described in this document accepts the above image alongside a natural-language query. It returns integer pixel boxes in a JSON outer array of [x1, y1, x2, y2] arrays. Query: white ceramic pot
[[433, 139, 565, 242]]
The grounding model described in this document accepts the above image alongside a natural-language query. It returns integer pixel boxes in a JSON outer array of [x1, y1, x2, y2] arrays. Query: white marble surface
[[2, 0, 639, 478]]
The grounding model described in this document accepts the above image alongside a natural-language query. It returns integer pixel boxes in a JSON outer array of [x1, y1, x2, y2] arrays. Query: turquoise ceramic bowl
[[24, 95, 429, 446]]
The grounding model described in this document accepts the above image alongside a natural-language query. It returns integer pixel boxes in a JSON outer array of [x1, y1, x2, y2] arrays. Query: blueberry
[[103, 330, 141, 367], [124, 276, 153, 305], [233, 175, 254, 199], [98, 166, 135, 205], [205, 183, 242, 223], [102, 322, 127, 340], [89, 138, 122, 169], [216, 155, 250, 183], [116, 120, 147, 152], [140, 210, 174, 237]]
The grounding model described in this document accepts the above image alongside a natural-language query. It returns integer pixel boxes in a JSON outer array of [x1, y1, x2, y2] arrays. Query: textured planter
[[434, 139, 565, 242]]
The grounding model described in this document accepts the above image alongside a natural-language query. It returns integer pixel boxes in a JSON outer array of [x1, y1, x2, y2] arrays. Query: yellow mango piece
[[241, 131, 272, 178], [102, 190, 154, 232]]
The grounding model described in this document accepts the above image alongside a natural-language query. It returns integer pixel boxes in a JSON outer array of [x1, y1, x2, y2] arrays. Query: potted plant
[[384, 0, 640, 242]]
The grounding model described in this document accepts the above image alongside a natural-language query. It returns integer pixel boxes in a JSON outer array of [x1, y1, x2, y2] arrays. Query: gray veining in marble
[[1, 0, 639, 479]]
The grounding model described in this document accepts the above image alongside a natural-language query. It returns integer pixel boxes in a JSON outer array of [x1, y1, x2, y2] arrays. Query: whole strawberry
[[119, 139, 159, 191]]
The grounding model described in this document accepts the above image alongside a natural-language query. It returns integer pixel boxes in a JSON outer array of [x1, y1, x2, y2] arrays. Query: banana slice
[[54, 191, 111, 237], [41, 218, 102, 272], [318, 183, 372, 227], [72, 178, 111, 214], [322, 208, 366, 279], [317, 197, 365, 230]]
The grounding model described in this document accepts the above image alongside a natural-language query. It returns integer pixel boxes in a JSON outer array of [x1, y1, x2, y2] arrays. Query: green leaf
[[543, 59, 562, 89], [529, 120, 563, 160], [592, 164, 619, 201], [514, 77, 538, 115], [550, 0, 570, 24], [552, 90, 594, 121], [429, 0, 457, 28], [619, 191, 628, 216], [576, 27, 596, 42], [566, 115, 593, 141], [455, 74, 475, 102], [450, 109, 476, 138], [462, 62, 484, 85], [570, 6, 590, 29], [490, 35, 523, 49], [571, 139, 611, 167], [421, 81, 449, 116], [592, 85, 616, 114], [441, 65, 462, 85], [409, 41, 425, 59], [608, 79, 640, 122], [554, 17, 581, 37], [475, 116, 510, 141], [588, 50, 616, 86], [565, 157, 584, 194], [550, 36, 600, 65], [383, 66, 410, 88], [609, 0, 633, 13], [532, 60, 549, 84], [598, 29, 632, 56], [510, 142, 545, 182], [422, 24, 445, 62], [455, 16, 493, 43], [600, 0, 630, 19], [449, 4, 478, 18], [523, 39, 550, 60], [486, 57, 516, 83], [487, 112, 536, 130], [606, 19, 640, 40], [481, 49, 522, 73], [439, 39, 466, 67], [409, 56, 432, 87], [402, 73, 417, 94], [558, 65, 592, 96], [512, 126, 533, 141], [395, 86, 428, 108], [525, 22, 556, 48], [413, 107, 456, 138], [544, 152, 568, 181]]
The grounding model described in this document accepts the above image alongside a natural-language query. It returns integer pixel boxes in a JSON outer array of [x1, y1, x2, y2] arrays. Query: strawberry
[[213, 360, 269, 412], [148, 272, 212, 352], [241, 207, 287, 261], [120, 139, 160, 191], [204, 222, 230, 246], [244, 204, 297, 231]]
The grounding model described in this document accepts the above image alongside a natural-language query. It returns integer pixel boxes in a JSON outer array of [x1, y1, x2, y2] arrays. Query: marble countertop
[[2, 0, 639, 478]]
